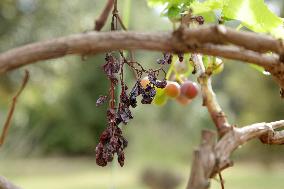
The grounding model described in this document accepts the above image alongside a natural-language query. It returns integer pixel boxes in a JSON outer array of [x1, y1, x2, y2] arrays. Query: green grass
[[1, 158, 284, 189]]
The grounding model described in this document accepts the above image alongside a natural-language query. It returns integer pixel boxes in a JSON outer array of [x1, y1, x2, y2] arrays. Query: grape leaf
[[165, 5, 181, 19], [190, 0, 223, 14], [223, 0, 284, 38], [147, 0, 195, 6], [148, 0, 284, 74], [147, 0, 195, 19], [189, 0, 223, 23], [190, 0, 284, 38]]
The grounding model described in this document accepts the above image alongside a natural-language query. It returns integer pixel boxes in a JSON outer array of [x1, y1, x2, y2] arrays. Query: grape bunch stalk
[[94, 5, 220, 167]]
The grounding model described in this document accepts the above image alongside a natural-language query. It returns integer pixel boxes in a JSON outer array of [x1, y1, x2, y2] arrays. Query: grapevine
[[0, 1, 284, 189]]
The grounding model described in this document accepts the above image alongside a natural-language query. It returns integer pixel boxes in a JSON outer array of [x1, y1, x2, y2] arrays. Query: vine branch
[[1, 26, 284, 88], [182, 25, 284, 55], [191, 53, 231, 136], [186, 44, 284, 189], [186, 120, 284, 189]]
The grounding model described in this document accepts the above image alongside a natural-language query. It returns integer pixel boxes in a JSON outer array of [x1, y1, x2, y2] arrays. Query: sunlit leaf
[[223, 0, 284, 38], [191, 0, 223, 14], [165, 5, 181, 19], [147, 0, 194, 6], [190, 0, 223, 23]]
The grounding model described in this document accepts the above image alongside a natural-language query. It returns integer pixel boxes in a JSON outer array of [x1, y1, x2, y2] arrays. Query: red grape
[[180, 81, 199, 99]]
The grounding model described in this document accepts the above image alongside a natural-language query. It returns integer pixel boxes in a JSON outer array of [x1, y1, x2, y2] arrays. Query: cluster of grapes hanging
[[94, 5, 224, 167]]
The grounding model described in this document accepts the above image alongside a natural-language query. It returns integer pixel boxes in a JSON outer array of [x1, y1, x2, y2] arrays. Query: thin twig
[[114, 14, 127, 31], [218, 172, 225, 189], [94, 0, 114, 31], [0, 70, 30, 147]]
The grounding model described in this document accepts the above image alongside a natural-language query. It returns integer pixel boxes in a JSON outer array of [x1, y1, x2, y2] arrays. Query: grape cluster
[[129, 72, 166, 106], [95, 122, 127, 167], [149, 54, 202, 106], [95, 53, 167, 167], [144, 75, 199, 106], [95, 1, 175, 167]]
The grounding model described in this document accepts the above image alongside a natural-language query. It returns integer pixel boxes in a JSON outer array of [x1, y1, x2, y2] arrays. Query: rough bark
[[186, 121, 284, 189], [1, 25, 284, 89], [192, 54, 231, 136]]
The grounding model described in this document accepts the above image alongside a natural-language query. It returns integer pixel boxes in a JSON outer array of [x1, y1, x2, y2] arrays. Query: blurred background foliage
[[0, 0, 284, 189]]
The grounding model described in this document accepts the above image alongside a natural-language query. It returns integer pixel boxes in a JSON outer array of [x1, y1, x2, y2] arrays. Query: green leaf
[[147, 0, 196, 19], [147, 0, 168, 7], [189, 0, 284, 38], [153, 88, 168, 106], [147, 0, 192, 7], [223, 0, 284, 38], [202, 55, 210, 69], [190, 0, 223, 14], [190, 0, 223, 23], [165, 5, 181, 19], [199, 11, 216, 23]]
